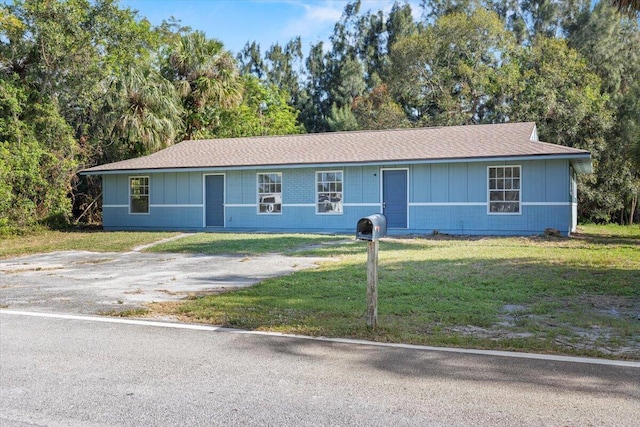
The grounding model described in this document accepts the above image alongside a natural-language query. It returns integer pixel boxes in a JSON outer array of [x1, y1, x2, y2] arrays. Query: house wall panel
[[103, 175, 119, 205], [226, 171, 243, 205], [345, 167, 363, 203], [152, 174, 164, 204], [103, 174, 130, 206], [286, 168, 315, 204], [362, 166, 380, 203], [189, 172, 202, 204], [544, 160, 569, 202], [411, 164, 431, 202], [176, 173, 190, 204], [100, 158, 576, 236], [467, 163, 487, 202], [163, 173, 177, 204], [430, 164, 449, 202], [448, 163, 467, 202], [103, 206, 202, 230], [523, 161, 544, 202]]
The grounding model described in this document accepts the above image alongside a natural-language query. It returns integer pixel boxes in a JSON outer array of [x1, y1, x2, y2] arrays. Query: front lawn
[[0, 229, 179, 258], [146, 224, 640, 359], [147, 232, 349, 256]]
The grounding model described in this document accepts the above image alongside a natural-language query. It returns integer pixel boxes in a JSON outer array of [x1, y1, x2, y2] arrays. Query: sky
[[120, 0, 421, 55]]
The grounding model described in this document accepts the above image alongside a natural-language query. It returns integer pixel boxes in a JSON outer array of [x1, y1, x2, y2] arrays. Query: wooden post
[[366, 240, 379, 329]]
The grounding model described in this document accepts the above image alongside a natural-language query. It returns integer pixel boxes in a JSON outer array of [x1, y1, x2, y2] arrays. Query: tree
[[510, 35, 615, 221], [567, 3, 640, 223], [264, 38, 304, 104], [237, 41, 265, 78], [162, 31, 242, 140], [215, 75, 303, 138], [352, 84, 410, 130], [298, 42, 331, 133], [389, 8, 519, 125], [102, 67, 182, 160], [0, 77, 77, 232], [386, 1, 418, 53], [327, 104, 359, 132], [610, 0, 640, 14]]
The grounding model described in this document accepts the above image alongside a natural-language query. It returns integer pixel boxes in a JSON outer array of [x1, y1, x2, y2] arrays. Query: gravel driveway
[[0, 250, 324, 314]]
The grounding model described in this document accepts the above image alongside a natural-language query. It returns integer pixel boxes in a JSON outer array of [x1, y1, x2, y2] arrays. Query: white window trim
[[487, 165, 521, 215], [316, 170, 344, 215], [129, 176, 150, 215], [256, 172, 283, 215]]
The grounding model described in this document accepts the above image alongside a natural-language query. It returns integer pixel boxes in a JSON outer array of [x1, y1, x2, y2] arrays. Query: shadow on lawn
[[571, 231, 640, 247], [150, 236, 437, 258], [181, 254, 640, 356]]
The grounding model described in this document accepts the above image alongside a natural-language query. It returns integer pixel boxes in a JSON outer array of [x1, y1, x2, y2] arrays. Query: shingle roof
[[82, 122, 592, 174]]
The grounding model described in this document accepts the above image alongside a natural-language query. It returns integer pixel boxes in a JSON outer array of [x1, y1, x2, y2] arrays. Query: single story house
[[81, 122, 592, 236]]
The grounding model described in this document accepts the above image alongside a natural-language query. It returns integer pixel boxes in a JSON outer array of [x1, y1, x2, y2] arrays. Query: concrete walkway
[[0, 249, 324, 314]]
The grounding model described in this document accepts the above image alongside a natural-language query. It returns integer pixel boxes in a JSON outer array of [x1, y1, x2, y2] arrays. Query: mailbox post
[[356, 214, 387, 329], [366, 240, 378, 328]]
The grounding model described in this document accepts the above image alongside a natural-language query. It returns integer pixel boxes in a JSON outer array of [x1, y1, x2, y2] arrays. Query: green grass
[[0, 229, 179, 258], [2, 224, 639, 359], [149, 225, 640, 359], [147, 232, 350, 256]]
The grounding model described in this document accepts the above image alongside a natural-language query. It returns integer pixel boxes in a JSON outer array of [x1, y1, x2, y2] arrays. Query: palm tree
[[162, 31, 242, 140], [610, 0, 640, 15], [104, 67, 183, 158]]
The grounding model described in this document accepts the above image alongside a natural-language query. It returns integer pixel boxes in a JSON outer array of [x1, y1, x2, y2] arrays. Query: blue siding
[[101, 159, 575, 235], [430, 164, 449, 202], [409, 204, 571, 235], [467, 163, 486, 202], [360, 166, 380, 203], [411, 165, 431, 202], [523, 161, 545, 202], [448, 164, 467, 202], [103, 175, 129, 206], [286, 168, 315, 204], [544, 160, 569, 202]]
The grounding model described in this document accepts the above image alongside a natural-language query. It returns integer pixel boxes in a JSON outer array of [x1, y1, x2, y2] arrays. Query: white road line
[[2, 309, 639, 368]]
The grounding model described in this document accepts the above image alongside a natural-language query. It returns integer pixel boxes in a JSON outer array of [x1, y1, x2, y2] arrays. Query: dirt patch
[[0, 250, 326, 315], [448, 299, 640, 358]]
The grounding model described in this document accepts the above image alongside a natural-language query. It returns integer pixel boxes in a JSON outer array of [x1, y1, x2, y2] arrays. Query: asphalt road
[[1, 311, 639, 426]]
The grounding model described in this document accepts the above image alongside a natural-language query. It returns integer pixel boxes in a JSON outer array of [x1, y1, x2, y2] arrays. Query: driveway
[[0, 249, 324, 314]]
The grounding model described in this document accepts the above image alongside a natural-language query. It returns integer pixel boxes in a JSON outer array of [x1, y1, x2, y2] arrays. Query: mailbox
[[356, 214, 387, 241]]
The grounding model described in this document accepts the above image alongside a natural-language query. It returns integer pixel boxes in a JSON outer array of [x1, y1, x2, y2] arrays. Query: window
[[488, 166, 520, 214], [257, 173, 282, 214], [316, 171, 343, 214], [129, 176, 149, 214]]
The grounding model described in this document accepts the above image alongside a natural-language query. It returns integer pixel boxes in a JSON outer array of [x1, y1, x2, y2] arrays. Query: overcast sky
[[120, 0, 421, 55]]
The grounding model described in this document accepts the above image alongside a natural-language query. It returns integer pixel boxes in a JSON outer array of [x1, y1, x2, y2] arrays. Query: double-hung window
[[129, 176, 149, 214], [258, 173, 282, 214], [488, 166, 520, 214], [316, 171, 343, 214]]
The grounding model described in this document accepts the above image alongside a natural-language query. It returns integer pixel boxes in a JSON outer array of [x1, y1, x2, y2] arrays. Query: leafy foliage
[[2, 0, 640, 231], [215, 75, 303, 138]]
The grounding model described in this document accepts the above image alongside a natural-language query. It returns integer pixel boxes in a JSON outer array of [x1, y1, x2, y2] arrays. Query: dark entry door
[[382, 170, 407, 228], [205, 175, 224, 227]]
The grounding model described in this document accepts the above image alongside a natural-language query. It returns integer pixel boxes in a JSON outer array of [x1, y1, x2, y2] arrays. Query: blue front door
[[205, 175, 224, 227], [383, 170, 407, 228]]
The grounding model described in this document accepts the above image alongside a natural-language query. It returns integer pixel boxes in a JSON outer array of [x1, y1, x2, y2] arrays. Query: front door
[[205, 175, 224, 227], [382, 169, 408, 228]]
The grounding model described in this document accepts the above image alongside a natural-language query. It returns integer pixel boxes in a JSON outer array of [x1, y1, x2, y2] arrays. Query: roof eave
[[80, 152, 593, 176], [570, 157, 593, 174]]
